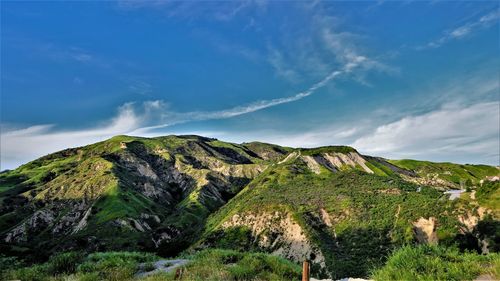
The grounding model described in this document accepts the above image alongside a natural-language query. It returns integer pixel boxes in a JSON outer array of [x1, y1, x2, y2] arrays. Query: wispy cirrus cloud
[[263, 4, 396, 85], [418, 10, 500, 50], [116, 0, 266, 22]]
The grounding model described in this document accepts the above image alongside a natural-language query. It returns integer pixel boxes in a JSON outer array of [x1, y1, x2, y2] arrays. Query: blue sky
[[1, 1, 499, 169]]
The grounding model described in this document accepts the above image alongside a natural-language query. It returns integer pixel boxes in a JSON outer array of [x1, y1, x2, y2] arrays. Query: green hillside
[[0, 135, 498, 279], [198, 149, 497, 278]]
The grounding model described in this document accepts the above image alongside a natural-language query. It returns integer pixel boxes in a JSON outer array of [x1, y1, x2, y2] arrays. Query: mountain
[[1, 135, 498, 278]]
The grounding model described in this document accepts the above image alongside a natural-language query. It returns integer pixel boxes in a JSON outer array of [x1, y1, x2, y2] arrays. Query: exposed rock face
[[320, 208, 333, 227], [457, 207, 495, 254], [299, 152, 374, 174], [52, 202, 91, 235], [412, 217, 438, 244], [303, 156, 322, 174], [278, 151, 300, 164], [323, 152, 373, 174], [458, 207, 490, 233], [402, 174, 455, 190], [5, 209, 56, 243], [72, 207, 93, 234], [221, 211, 327, 269]]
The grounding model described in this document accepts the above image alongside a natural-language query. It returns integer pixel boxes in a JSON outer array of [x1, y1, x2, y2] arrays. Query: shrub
[[0, 254, 23, 274], [372, 245, 500, 281], [3, 264, 49, 281], [176, 249, 301, 281], [46, 251, 83, 275], [78, 251, 158, 280]]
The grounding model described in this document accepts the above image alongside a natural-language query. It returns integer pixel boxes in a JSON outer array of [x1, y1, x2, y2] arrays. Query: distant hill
[[1, 135, 498, 279]]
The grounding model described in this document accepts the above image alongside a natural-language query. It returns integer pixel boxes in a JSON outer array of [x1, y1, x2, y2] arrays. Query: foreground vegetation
[[0, 249, 301, 281], [372, 245, 500, 281], [2, 245, 498, 281], [1, 251, 158, 281]]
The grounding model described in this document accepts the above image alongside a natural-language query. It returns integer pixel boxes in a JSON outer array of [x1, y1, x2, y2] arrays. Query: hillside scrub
[[1, 135, 499, 279], [201, 162, 463, 278], [372, 245, 500, 281], [1, 251, 158, 281], [0, 249, 301, 281], [143, 249, 301, 281]]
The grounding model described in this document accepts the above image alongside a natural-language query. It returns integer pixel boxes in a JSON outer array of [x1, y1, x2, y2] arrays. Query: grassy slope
[[200, 152, 466, 278], [389, 159, 499, 185], [0, 135, 287, 256]]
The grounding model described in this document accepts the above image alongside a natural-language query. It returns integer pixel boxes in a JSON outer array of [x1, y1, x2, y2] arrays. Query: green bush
[[47, 251, 83, 275], [372, 245, 500, 281], [175, 249, 301, 281], [0, 254, 23, 274], [3, 264, 49, 281], [78, 251, 157, 280], [2, 251, 160, 281]]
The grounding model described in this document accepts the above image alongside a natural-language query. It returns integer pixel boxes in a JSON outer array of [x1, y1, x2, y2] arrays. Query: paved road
[[135, 259, 190, 278]]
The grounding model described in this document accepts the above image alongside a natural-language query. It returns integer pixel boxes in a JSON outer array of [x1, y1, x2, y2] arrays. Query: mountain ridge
[[0, 134, 498, 278]]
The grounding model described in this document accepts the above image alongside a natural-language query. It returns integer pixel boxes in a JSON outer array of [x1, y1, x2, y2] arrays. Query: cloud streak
[[0, 63, 349, 170], [419, 10, 500, 50], [131, 68, 346, 133]]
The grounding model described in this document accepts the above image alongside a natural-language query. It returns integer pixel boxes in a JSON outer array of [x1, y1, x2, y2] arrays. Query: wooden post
[[302, 260, 310, 281], [174, 267, 183, 280]]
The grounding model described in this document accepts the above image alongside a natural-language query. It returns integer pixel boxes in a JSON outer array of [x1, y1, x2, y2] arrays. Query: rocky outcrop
[[52, 202, 91, 235], [279, 151, 300, 164], [402, 174, 455, 190], [303, 156, 322, 174], [299, 152, 374, 174], [221, 211, 327, 269], [323, 152, 374, 173], [72, 206, 93, 234], [412, 217, 438, 244], [5, 209, 56, 243]]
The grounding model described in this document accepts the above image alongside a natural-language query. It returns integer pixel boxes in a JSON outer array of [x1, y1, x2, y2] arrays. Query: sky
[[1, 0, 499, 170]]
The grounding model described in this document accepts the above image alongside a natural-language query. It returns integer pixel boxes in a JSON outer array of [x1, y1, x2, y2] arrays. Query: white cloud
[[351, 101, 500, 164], [419, 10, 500, 50], [0, 67, 346, 170], [1, 102, 149, 170]]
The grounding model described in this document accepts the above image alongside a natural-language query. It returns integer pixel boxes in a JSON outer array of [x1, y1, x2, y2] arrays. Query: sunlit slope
[[198, 147, 500, 278], [0, 135, 289, 258], [0, 134, 497, 277]]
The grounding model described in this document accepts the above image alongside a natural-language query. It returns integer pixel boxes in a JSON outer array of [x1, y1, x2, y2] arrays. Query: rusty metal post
[[302, 260, 310, 281]]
